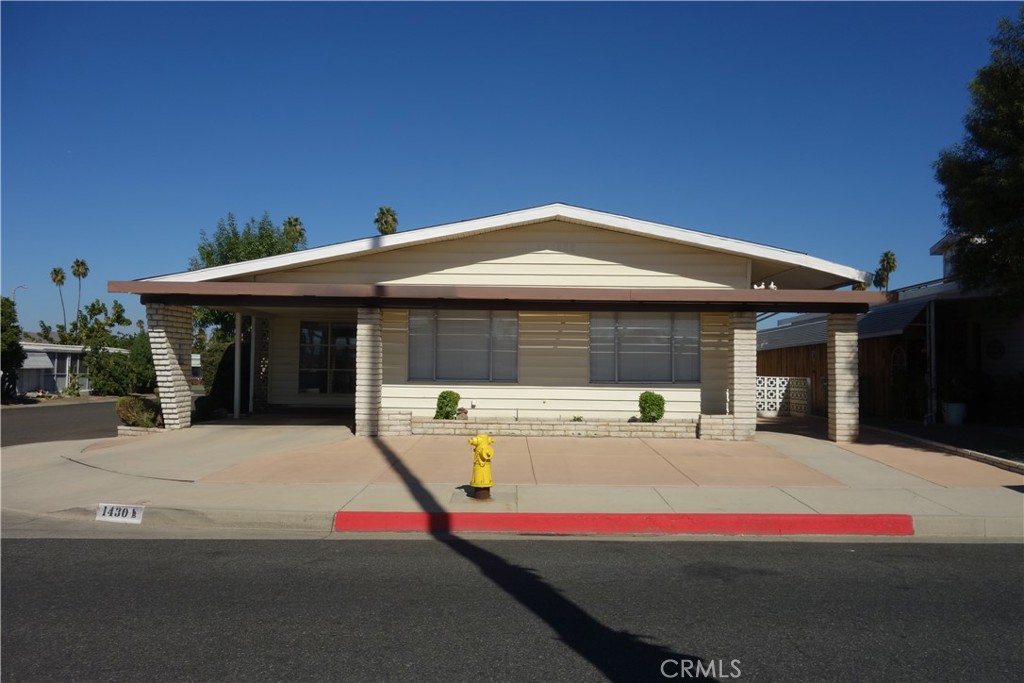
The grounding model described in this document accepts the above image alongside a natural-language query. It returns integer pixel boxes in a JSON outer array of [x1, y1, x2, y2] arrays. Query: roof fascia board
[[143, 204, 870, 286], [112, 279, 887, 307]]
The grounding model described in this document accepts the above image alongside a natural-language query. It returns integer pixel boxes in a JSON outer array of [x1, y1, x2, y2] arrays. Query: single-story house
[[758, 235, 1024, 424], [16, 342, 128, 395], [110, 204, 883, 441]]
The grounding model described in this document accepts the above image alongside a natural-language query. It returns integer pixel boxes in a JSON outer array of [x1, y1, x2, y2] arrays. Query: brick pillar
[[355, 307, 383, 436], [827, 313, 859, 442], [730, 311, 757, 439], [147, 303, 193, 430]]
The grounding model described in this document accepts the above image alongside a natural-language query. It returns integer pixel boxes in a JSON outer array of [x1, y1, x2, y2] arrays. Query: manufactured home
[[110, 204, 882, 441]]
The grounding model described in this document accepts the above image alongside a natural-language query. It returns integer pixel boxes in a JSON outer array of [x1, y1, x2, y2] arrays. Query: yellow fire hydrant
[[468, 433, 495, 500]]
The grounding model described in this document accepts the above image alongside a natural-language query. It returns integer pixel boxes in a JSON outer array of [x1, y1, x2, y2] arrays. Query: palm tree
[[50, 267, 67, 328], [374, 206, 398, 235], [874, 250, 898, 291], [282, 215, 305, 243], [71, 258, 89, 317]]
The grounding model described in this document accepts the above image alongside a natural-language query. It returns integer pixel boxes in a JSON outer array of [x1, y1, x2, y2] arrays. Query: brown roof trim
[[111, 281, 887, 313]]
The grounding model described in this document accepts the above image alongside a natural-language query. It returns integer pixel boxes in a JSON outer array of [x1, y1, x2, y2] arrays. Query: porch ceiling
[[110, 281, 888, 313]]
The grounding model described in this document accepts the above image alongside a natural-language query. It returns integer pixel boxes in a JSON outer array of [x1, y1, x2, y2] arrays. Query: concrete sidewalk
[[2, 421, 1021, 539]]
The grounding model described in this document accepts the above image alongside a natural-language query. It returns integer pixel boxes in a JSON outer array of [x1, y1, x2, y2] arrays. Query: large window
[[409, 310, 518, 381], [299, 322, 356, 394], [590, 312, 700, 383]]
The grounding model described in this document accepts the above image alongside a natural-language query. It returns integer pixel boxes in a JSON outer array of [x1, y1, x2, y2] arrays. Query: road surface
[[1, 400, 119, 447], [2, 539, 1020, 682]]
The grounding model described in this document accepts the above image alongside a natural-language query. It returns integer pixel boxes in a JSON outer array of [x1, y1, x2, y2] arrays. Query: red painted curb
[[333, 511, 915, 536]]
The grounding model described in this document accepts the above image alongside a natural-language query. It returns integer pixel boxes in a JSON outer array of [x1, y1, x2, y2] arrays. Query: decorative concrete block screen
[[755, 376, 809, 416]]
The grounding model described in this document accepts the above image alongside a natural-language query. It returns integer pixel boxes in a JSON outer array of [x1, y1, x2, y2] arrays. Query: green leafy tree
[[71, 258, 89, 317], [50, 267, 67, 328], [934, 7, 1024, 312], [189, 212, 307, 339], [78, 300, 135, 396], [192, 327, 208, 354], [2, 297, 27, 399], [374, 206, 398, 235], [127, 332, 157, 393]]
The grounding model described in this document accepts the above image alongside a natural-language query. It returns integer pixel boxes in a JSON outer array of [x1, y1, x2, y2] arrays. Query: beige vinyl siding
[[700, 312, 731, 414], [382, 308, 409, 384], [267, 316, 354, 407], [381, 308, 701, 420], [251, 221, 749, 289], [518, 311, 589, 386]]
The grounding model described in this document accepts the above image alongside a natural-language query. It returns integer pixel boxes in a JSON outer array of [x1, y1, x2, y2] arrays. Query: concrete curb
[[34, 506, 337, 532], [912, 515, 1024, 539], [860, 425, 1024, 475], [333, 511, 915, 536]]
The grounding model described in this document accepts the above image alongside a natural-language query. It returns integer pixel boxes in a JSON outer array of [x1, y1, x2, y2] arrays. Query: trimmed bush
[[115, 395, 160, 428], [201, 339, 250, 415], [434, 390, 461, 420], [639, 391, 665, 423]]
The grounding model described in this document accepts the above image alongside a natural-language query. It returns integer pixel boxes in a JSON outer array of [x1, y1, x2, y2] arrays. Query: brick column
[[355, 307, 383, 436], [827, 313, 859, 442], [729, 311, 757, 439], [147, 303, 193, 430]]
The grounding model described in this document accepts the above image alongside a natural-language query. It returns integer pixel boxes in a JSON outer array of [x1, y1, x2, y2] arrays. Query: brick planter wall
[[117, 426, 164, 437], [411, 417, 699, 438]]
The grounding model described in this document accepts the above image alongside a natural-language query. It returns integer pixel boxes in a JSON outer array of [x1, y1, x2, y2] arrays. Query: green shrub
[[434, 390, 461, 420], [63, 373, 81, 397], [193, 395, 210, 423], [115, 395, 160, 428], [84, 347, 131, 396], [571, 415, 584, 422], [201, 339, 250, 415], [127, 332, 156, 393], [639, 391, 665, 423], [200, 339, 231, 396]]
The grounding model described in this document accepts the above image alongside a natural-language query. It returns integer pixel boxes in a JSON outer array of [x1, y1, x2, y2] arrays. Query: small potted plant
[[941, 372, 969, 426]]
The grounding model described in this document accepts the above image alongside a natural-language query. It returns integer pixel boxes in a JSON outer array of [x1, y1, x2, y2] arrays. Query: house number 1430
[[96, 504, 144, 524]]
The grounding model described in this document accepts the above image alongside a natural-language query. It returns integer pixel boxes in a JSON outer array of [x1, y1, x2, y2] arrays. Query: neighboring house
[[758, 236, 1024, 424], [16, 342, 128, 395], [110, 204, 882, 441]]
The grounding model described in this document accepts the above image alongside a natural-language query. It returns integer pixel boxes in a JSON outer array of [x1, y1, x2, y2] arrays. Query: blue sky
[[2, 1, 1016, 332]]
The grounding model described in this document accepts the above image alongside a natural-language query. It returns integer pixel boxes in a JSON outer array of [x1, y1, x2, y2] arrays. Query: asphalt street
[[2, 539, 1021, 682], [0, 400, 119, 446]]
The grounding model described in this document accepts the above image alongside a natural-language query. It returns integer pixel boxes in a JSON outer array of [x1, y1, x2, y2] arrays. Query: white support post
[[248, 316, 256, 414], [233, 312, 241, 419]]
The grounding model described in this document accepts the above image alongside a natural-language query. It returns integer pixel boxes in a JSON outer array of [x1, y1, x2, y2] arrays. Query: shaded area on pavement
[[758, 415, 1024, 465], [368, 436, 718, 682], [862, 417, 1024, 464]]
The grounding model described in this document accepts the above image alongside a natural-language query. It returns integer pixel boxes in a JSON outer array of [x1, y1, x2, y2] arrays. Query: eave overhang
[[109, 281, 888, 313]]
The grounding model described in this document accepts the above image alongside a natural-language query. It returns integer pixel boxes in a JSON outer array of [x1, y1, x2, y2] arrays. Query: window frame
[[298, 320, 356, 395], [589, 311, 700, 384], [408, 309, 519, 382]]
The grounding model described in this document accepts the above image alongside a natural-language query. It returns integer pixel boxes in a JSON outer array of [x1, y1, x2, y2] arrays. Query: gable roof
[[144, 203, 870, 289]]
